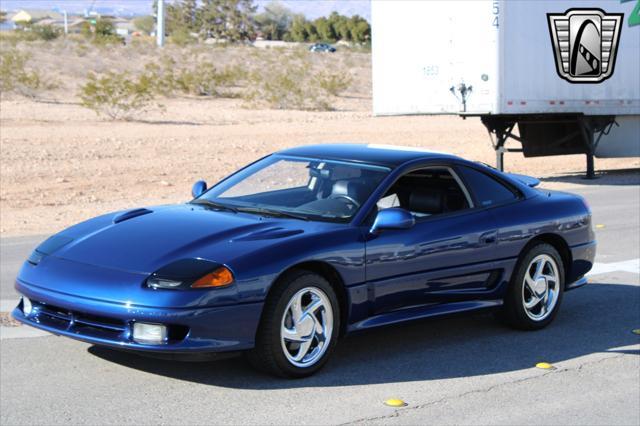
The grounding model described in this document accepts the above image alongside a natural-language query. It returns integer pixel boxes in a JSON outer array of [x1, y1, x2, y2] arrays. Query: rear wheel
[[502, 243, 565, 330], [248, 270, 340, 378]]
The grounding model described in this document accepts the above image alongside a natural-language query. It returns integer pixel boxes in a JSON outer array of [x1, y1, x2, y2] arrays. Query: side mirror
[[191, 180, 207, 198], [369, 208, 415, 234]]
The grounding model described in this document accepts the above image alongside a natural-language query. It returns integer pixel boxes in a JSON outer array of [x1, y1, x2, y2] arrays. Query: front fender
[[230, 227, 366, 303]]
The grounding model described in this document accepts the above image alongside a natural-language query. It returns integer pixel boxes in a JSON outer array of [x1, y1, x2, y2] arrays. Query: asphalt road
[[1, 185, 638, 425]]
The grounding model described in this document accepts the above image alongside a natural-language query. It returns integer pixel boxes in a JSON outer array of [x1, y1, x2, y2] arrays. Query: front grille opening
[[35, 301, 66, 314], [76, 311, 125, 329], [30, 299, 190, 344], [33, 300, 126, 335]]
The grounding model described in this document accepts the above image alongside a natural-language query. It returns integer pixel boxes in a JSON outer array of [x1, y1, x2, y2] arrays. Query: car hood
[[49, 204, 328, 274]]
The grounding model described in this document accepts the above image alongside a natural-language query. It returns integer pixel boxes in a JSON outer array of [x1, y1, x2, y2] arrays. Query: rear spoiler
[[506, 173, 540, 188]]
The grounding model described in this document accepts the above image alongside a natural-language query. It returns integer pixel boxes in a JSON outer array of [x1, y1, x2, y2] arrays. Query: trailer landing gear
[[479, 114, 616, 179]]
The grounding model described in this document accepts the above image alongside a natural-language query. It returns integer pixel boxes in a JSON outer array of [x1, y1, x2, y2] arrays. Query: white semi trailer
[[372, 0, 640, 177]]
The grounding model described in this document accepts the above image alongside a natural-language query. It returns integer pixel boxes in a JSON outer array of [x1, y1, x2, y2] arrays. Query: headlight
[[145, 259, 234, 290], [146, 277, 183, 289]]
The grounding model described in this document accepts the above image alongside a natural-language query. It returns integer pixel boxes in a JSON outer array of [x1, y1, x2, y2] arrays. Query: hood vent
[[113, 208, 153, 224]]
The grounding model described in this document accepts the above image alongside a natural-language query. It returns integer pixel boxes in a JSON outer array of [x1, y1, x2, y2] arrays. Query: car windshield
[[195, 155, 389, 222]]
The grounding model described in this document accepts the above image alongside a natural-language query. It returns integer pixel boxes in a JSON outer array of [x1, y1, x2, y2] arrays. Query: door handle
[[480, 230, 498, 245]]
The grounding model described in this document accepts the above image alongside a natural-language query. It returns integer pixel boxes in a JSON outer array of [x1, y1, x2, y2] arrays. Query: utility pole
[[156, 0, 165, 47], [63, 10, 68, 35]]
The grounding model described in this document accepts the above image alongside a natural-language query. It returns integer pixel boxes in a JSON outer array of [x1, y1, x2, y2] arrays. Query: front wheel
[[248, 271, 340, 378], [502, 243, 565, 330]]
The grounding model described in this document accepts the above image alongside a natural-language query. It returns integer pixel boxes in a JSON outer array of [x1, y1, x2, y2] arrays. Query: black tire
[[247, 270, 340, 378], [501, 243, 565, 330]]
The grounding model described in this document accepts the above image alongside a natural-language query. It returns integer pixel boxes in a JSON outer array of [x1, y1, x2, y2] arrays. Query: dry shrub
[[79, 71, 158, 120], [143, 57, 180, 96], [245, 55, 351, 110], [128, 35, 157, 52], [0, 49, 54, 98], [144, 57, 247, 97], [244, 63, 326, 110], [4, 39, 364, 112], [32, 25, 62, 41], [170, 28, 197, 46], [316, 71, 352, 96]]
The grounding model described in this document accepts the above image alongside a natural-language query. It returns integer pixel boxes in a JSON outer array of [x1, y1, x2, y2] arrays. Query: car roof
[[276, 144, 460, 168]]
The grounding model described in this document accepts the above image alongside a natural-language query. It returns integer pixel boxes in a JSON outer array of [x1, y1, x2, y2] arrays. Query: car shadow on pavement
[[88, 281, 640, 388]]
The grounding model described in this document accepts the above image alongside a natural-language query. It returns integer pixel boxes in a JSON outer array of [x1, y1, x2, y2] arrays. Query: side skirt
[[347, 299, 503, 332]]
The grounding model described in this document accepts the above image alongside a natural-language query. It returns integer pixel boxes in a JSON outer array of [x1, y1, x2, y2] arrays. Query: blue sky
[[0, 0, 371, 21]]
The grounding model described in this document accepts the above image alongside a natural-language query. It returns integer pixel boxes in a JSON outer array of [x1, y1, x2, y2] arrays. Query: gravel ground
[[0, 312, 20, 327], [1, 97, 639, 237]]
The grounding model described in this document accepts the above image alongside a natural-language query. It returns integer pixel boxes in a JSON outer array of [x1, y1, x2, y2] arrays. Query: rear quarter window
[[457, 166, 519, 207]]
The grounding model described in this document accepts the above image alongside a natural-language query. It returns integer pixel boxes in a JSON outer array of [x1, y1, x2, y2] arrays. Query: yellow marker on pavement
[[632, 329, 640, 335], [384, 399, 408, 407], [595, 224, 605, 229], [536, 362, 556, 370]]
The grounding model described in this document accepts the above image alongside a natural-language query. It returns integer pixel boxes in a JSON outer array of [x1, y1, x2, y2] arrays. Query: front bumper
[[13, 279, 263, 354]]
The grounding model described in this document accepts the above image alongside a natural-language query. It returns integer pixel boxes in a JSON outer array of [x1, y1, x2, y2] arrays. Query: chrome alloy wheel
[[280, 287, 334, 368], [522, 254, 561, 321]]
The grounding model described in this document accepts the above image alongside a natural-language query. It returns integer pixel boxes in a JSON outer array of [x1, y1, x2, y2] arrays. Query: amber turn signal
[[191, 266, 234, 288]]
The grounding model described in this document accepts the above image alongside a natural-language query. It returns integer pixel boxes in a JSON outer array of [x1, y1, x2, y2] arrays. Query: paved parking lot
[[1, 184, 638, 425]]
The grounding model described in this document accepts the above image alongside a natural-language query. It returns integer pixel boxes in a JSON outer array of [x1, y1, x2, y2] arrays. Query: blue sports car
[[13, 144, 596, 378]]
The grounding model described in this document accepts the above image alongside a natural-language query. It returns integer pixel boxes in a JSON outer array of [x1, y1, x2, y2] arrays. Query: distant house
[[112, 18, 136, 36], [11, 9, 63, 25]]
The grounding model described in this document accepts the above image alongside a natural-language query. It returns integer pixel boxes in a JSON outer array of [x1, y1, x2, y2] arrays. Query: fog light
[[132, 322, 167, 344], [22, 297, 33, 316]]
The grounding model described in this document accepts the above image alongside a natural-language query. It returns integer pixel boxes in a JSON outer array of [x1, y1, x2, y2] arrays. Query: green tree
[[303, 20, 318, 42], [254, 1, 293, 40], [0, 10, 7, 24], [348, 15, 370, 43], [182, 0, 199, 30], [164, 2, 183, 34], [198, 0, 257, 41], [95, 18, 115, 37], [133, 15, 155, 34], [313, 17, 335, 42], [82, 18, 123, 44], [328, 11, 350, 41], [163, 0, 199, 34], [287, 14, 308, 42]]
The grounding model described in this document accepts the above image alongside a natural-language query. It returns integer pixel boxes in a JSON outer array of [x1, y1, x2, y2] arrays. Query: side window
[[377, 168, 471, 218], [457, 166, 518, 207]]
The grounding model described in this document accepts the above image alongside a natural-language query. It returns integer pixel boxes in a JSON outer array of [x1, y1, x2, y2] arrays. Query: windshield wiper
[[190, 199, 238, 213], [236, 207, 310, 221]]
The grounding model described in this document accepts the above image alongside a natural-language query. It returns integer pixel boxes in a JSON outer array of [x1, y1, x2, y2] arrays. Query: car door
[[364, 166, 502, 314]]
